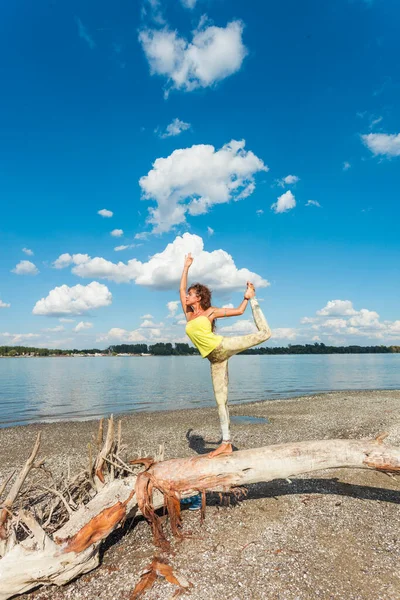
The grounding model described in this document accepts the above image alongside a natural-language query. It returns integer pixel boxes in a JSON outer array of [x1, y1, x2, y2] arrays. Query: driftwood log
[[0, 419, 399, 600]]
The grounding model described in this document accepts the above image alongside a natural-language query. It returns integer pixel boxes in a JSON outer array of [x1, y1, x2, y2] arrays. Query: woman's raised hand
[[244, 282, 255, 299], [184, 253, 194, 268]]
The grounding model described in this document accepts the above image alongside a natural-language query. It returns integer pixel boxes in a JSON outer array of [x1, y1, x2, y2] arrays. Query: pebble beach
[[1, 389, 399, 600]]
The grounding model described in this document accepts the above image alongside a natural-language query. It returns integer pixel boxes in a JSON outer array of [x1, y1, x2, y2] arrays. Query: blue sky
[[1, 0, 399, 349]]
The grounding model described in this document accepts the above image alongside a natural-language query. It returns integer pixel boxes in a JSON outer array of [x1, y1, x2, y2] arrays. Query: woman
[[180, 253, 272, 458]]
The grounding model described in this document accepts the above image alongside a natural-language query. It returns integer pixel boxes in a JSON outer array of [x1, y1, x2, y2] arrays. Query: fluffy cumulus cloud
[[271, 328, 298, 340], [139, 19, 247, 95], [271, 190, 296, 214], [98, 209, 113, 218], [218, 319, 256, 335], [316, 300, 357, 317], [98, 321, 164, 344], [167, 300, 180, 317], [302, 299, 399, 342], [32, 282, 112, 316], [277, 174, 299, 187], [361, 133, 400, 157], [98, 328, 146, 343], [53, 233, 269, 292], [0, 299, 10, 308], [74, 321, 93, 333], [111, 229, 124, 237], [22, 248, 34, 256], [139, 140, 267, 233], [158, 118, 191, 138], [12, 260, 39, 275]]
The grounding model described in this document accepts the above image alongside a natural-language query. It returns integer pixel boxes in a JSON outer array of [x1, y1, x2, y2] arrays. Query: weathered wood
[[0, 436, 399, 600]]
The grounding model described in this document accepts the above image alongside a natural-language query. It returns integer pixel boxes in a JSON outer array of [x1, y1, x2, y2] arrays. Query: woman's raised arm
[[179, 253, 193, 317], [210, 283, 255, 319]]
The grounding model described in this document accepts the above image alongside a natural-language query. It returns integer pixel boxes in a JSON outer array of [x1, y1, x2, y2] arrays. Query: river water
[[0, 354, 399, 427]]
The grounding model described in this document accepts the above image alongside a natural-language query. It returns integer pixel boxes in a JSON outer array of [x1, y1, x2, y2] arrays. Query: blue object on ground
[[180, 493, 202, 511], [188, 494, 202, 511]]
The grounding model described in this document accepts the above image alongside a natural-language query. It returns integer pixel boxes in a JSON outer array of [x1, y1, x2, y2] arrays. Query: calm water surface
[[0, 354, 399, 427]]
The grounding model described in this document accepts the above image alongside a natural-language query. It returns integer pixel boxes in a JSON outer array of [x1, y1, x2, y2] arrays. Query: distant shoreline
[[1, 342, 399, 358]]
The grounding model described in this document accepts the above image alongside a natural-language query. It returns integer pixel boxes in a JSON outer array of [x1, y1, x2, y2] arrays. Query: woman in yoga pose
[[180, 253, 272, 458]]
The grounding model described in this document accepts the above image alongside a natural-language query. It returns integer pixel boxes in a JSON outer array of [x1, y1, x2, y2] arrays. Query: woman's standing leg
[[210, 359, 230, 442]]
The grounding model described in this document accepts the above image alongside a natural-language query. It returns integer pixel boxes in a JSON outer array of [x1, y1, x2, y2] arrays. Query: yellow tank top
[[185, 316, 223, 358]]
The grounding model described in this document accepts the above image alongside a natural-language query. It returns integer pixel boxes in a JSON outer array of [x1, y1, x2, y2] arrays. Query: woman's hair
[[188, 283, 216, 331]]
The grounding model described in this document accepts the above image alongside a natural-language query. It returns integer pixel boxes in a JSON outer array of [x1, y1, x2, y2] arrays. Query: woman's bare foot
[[244, 282, 256, 300], [207, 441, 233, 459]]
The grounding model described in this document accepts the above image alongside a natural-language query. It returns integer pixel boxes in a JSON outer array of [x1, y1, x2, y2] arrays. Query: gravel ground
[[0, 390, 399, 600]]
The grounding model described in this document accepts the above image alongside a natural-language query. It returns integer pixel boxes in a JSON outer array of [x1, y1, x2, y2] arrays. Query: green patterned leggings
[[207, 298, 272, 441]]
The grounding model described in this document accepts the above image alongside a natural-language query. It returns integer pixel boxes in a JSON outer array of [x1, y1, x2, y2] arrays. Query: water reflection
[[0, 354, 399, 427]]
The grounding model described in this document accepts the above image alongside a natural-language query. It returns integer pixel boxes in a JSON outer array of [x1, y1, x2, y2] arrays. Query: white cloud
[[98, 209, 113, 218], [222, 303, 234, 309], [142, 0, 165, 26], [76, 17, 96, 50], [369, 116, 383, 129], [140, 319, 163, 328], [342, 161, 351, 171], [141, 314, 154, 319], [361, 133, 400, 157], [139, 139, 267, 233], [139, 19, 247, 95], [271, 328, 297, 340], [32, 281, 112, 316], [316, 300, 357, 317], [271, 190, 296, 214], [1, 332, 40, 344], [300, 299, 400, 344], [347, 309, 383, 329], [74, 321, 94, 333], [305, 200, 321, 207], [59, 318, 75, 323], [98, 325, 164, 344], [22, 248, 34, 256], [42, 325, 65, 333], [54, 233, 269, 292], [218, 319, 257, 335], [158, 118, 191, 138], [181, 0, 197, 8], [207, 226, 214, 236], [301, 317, 316, 324], [0, 299, 10, 308], [111, 229, 124, 237], [167, 300, 180, 317], [12, 260, 39, 275], [277, 174, 300, 187], [114, 244, 136, 252], [256, 209, 264, 216], [98, 328, 147, 343], [53, 253, 75, 269], [318, 318, 348, 330]]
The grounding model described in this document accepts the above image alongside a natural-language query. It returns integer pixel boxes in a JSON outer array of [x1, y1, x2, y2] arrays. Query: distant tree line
[[0, 342, 399, 357], [241, 342, 400, 355]]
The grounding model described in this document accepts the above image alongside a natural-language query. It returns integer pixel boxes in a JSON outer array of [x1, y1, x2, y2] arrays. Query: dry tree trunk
[[0, 421, 399, 600]]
